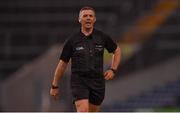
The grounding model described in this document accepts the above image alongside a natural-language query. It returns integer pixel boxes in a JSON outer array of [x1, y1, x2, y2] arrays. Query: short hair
[[79, 6, 96, 15]]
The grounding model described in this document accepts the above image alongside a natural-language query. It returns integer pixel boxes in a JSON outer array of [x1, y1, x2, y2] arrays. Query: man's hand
[[104, 69, 114, 80], [50, 88, 59, 100]]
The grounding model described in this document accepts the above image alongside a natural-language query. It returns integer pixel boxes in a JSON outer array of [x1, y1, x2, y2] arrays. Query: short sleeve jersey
[[60, 29, 117, 74]]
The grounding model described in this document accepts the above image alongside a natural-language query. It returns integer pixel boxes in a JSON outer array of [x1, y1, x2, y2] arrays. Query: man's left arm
[[104, 46, 121, 80]]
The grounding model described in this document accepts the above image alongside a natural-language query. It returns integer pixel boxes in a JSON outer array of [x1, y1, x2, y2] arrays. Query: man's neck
[[81, 27, 93, 36]]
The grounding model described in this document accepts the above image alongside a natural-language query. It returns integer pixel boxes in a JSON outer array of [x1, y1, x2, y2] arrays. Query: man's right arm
[[52, 60, 68, 86], [50, 38, 72, 98], [50, 60, 68, 98]]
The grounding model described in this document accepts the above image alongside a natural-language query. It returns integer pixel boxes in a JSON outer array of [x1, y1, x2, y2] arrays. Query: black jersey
[[60, 29, 117, 74]]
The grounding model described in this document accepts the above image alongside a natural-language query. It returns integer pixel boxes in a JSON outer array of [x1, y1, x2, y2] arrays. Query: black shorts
[[71, 72, 105, 105]]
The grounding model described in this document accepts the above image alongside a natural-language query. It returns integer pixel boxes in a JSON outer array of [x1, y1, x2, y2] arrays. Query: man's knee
[[75, 99, 89, 112], [89, 103, 100, 112], [77, 107, 88, 112], [76, 104, 88, 112]]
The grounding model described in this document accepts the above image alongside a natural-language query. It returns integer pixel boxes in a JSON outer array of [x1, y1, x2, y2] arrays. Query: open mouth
[[86, 22, 91, 25], [85, 22, 92, 27]]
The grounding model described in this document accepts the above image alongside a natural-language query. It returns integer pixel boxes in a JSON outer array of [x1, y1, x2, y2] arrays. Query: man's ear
[[78, 17, 81, 23], [94, 17, 96, 22]]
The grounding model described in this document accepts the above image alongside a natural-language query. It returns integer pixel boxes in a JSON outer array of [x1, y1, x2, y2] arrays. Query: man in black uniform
[[50, 6, 121, 112]]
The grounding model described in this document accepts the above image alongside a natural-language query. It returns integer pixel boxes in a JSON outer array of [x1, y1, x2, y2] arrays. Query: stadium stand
[[0, 0, 159, 80]]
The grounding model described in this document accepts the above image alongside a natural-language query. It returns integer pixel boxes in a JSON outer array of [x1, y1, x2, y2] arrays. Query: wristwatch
[[51, 85, 59, 89], [110, 68, 117, 74]]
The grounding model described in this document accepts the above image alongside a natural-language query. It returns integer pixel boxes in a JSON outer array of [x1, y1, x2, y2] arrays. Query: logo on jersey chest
[[95, 45, 103, 51], [76, 46, 84, 51]]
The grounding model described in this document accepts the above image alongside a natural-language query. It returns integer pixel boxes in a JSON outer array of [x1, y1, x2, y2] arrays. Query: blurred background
[[0, 0, 180, 112]]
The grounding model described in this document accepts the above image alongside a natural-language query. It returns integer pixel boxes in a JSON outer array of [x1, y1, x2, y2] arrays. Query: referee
[[50, 6, 121, 112]]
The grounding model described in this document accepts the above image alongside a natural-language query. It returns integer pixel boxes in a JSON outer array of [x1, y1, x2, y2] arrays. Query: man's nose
[[87, 15, 91, 19]]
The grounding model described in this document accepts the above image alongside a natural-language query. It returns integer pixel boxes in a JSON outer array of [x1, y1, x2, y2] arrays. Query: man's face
[[79, 10, 96, 29]]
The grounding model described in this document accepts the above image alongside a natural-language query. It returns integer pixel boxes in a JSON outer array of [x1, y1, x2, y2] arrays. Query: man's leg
[[88, 77, 105, 112], [75, 99, 89, 112], [89, 103, 100, 112]]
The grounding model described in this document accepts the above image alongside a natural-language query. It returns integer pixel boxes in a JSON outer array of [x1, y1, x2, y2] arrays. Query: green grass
[[154, 107, 180, 112]]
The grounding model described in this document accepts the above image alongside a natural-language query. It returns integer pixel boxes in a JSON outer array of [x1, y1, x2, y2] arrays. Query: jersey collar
[[79, 29, 95, 39]]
